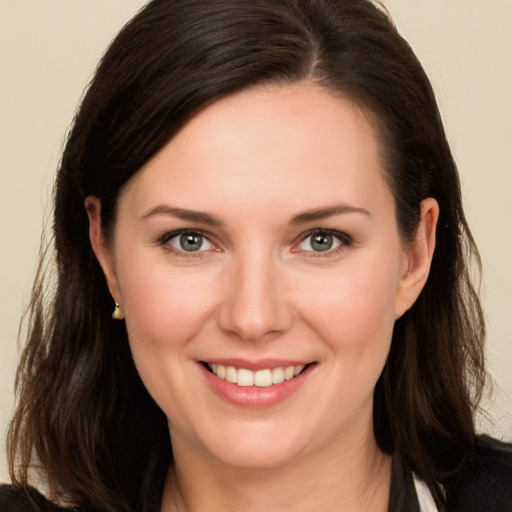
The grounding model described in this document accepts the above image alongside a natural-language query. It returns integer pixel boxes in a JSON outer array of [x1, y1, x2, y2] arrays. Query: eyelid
[[158, 229, 220, 254], [157, 228, 352, 257], [292, 228, 353, 255]]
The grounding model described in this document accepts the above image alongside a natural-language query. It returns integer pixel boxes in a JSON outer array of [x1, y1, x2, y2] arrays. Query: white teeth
[[225, 366, 237, 383], [237, 368, 254, 387], [207, 363, 307, 387], [254, 369, 272, 387], [272, 367, 285, 384], [284, 366, 295, 380]]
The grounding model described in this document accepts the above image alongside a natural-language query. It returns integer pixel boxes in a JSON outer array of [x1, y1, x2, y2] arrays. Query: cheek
[[281, 260, 401, 442], [295, 260, 399, 357], [118, 257, 219, 354], [117, 258, 221, 422]]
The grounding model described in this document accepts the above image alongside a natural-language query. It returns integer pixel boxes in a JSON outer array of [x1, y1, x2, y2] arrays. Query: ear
[[395, 198, 439, 318], [85, 196, 123, 308]]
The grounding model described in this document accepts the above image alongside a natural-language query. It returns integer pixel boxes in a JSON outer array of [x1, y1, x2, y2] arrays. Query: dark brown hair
[[8, 1, 486, 510]]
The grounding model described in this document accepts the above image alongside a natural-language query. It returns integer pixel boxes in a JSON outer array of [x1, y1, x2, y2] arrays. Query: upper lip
[[200, 358, 313, 371]]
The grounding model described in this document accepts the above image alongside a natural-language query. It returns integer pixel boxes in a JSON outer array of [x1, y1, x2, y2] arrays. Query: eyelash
[[157, 228, 353, 258], [157, 230, 219, 258], [293, 229, 353, 258]]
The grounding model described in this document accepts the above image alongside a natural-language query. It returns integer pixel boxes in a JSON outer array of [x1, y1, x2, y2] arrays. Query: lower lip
[[199, 363, 314, 408]]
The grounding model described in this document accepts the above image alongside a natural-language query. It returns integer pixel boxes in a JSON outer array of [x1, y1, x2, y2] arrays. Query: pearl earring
[[112, 302, 125, 320]]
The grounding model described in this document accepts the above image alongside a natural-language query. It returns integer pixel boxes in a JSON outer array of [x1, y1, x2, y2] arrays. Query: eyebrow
[[289, 204, 371, 225], [140, 203, 371, 226], [140, 205, 224, 226]]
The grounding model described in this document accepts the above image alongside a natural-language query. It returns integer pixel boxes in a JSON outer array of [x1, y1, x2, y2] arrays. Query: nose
[[217, 250, 293, 342]]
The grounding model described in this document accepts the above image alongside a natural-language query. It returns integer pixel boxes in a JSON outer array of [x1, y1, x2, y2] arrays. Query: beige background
[[1, 0, 511, 482]]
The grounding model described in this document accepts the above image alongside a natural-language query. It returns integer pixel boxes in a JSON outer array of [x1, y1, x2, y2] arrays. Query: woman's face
[[90, 83, 436, 469]]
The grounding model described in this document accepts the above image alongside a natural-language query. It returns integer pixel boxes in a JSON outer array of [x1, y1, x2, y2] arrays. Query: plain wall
[[1, 0, 511, 482]]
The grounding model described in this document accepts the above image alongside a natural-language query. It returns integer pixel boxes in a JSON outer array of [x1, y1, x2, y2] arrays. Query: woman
[[1, 0, 511, 511]]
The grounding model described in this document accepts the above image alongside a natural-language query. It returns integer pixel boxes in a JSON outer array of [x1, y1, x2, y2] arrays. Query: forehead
[[120, 82, 392, 219]]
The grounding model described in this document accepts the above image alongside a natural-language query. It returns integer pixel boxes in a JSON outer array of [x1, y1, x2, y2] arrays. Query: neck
[[161, 425, 391, 512]]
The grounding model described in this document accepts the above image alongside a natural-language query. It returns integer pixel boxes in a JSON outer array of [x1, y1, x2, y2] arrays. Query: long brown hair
[[8, 1, 486, 510]]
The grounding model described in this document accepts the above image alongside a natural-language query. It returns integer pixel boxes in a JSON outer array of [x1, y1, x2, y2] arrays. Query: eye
[[163, 230, 216, 253], [296, 230, 351, 253]]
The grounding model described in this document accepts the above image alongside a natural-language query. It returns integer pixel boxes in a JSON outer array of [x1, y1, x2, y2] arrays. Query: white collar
[[412, 474, 440, 512]]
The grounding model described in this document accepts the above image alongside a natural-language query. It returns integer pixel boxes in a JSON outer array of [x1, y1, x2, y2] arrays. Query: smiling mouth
[[203, 363, 310, 387]]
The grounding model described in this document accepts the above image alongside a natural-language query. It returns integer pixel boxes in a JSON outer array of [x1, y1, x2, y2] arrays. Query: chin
[[195, 420, 314, 470], [213, 443, 303, 470]]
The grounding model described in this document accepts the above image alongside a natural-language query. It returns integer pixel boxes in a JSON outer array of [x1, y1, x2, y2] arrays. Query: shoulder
[[444, 435, 512, 512], [0, 484, 70, 512]]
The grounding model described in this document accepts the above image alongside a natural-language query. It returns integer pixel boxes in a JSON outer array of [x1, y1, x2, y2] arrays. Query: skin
[[87, 82, 438, 511]]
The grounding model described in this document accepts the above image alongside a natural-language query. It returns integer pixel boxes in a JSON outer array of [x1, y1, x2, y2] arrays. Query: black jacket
[[1, 436, 511, 511]]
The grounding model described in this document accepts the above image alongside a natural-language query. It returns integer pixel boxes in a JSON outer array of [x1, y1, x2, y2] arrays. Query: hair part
[[8, 1, 486, 510]]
